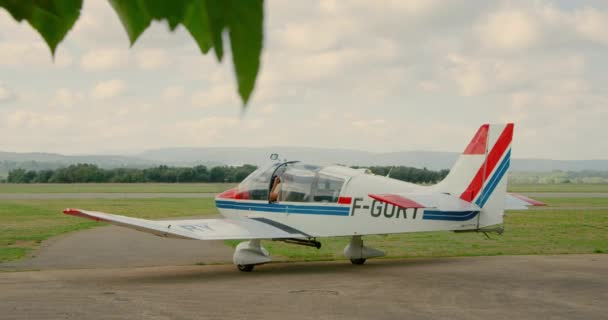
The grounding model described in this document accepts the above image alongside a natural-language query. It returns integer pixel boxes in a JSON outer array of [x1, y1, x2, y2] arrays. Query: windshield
[[237, 162, 346, 203], [237, 163, 279, 200]]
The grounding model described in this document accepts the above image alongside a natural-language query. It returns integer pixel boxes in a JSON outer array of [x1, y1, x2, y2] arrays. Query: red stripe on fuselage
[[463, 124, 489, 155], [338, 197, 352, 205], [460, 123, 514, 202]]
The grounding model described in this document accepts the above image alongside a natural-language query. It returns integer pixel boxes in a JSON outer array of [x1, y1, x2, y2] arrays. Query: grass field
[[1, 195, 606, 264], [0, 198, 218, 263], [0, 183, 236, 194], [508, 183, 608, 193]]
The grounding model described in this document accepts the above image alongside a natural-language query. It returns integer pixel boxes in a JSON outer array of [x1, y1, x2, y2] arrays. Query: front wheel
[[237, 264, 255, 272], [350, 258, 366, 265]]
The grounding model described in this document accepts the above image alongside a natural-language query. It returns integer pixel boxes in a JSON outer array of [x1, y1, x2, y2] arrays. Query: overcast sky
[[0, 0, 607, 160]]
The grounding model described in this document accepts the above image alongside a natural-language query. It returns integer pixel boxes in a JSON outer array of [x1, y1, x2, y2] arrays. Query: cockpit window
[[237, 163, 278, 200], [279, 164, 344, 203], [237, 162, 346, 203], [312, 174, 344, 203], [280, 164, 320, 202]]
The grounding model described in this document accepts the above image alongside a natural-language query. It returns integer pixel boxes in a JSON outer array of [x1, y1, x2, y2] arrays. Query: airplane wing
[[505, 193, 546, 210], [63, 209, 309, 240], [368, 192, 481, 211]]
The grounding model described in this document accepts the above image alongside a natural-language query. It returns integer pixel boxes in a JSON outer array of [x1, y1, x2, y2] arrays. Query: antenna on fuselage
[[386, 166, 394, 178], [270, 153, 287, 163]]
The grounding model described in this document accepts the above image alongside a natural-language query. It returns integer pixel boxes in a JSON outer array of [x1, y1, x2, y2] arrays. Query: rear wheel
[[237, 264, 255, 272], [350, 258, 366, 265]]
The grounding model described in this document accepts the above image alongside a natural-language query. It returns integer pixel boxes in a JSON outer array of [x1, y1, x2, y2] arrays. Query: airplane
[[64, 123, 545, 272]]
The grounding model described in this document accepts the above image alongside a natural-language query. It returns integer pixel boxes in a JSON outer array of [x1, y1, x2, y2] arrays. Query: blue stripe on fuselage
[[217, 201, 480, 221], [422, 210, 479, 221], [215, 200, 351, 216]]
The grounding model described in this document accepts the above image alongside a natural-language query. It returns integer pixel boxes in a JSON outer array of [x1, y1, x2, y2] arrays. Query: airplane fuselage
[[215, 164, 481, 237]]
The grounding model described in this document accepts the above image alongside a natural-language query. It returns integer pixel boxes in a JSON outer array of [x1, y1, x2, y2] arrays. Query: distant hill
[[0, 151, 159, 178], [137, 147, 460, 169], [137, 147, 608, 172], [1, 148, 607, 178]]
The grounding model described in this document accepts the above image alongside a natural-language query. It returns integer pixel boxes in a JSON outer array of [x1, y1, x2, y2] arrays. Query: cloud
[[476, 9, 540, 50], [52, 88, 85, 108], [0, 84, 16, 103], [0, 0, 607, 159], [191, 85, 239, 108], [91, 79, 126, 99], [0, 42, 50, 66], [6, 111, 68, 130], [162, 85, 185, 101], [574, 7, 608, 44], [135, 48, 171, 70], [80, 48, 128, 71]]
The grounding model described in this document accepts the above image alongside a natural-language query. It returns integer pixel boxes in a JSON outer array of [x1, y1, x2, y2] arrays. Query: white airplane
[[64, 123, 544, 271]]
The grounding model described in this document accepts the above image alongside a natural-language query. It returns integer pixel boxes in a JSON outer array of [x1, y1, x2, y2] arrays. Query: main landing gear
[[232, 236, 384, 272], [233, 239, 271, 272], [343, 235, 385, 265]]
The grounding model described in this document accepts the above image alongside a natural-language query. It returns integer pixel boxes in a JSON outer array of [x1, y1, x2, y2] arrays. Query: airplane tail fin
[[434, 123, 514, 228]]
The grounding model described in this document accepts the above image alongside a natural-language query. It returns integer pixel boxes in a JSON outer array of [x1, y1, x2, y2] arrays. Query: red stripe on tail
[[463, 124, 489, 155], [460, 124, 514, 202]]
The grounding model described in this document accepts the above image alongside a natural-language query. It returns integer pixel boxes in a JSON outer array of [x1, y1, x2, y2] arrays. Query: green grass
[[509, 183, 608, 193], [0, 183, 236, 194], [2, 196, 607, 265], [537, 198, 608, 207], [0, 198, 218, 262], [226, 208, 608, 262]]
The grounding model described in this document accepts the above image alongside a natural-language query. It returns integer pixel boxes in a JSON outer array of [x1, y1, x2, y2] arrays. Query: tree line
[[6, 163, 449, 184], [6, 164, 257, 183]]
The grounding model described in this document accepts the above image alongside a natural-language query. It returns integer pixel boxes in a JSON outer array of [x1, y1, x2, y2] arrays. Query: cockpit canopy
[[237, 162, 348, 203]]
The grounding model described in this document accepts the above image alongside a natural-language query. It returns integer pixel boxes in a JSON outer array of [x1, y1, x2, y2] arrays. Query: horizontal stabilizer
[[505, 193, 546, 210], [368, 193, 481, 212], [64, 209, 308, 240]]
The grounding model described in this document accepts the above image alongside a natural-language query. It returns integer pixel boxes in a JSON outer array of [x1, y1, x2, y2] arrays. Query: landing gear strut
[[233, 240, 271, 272], [343, 235, 385, 265]]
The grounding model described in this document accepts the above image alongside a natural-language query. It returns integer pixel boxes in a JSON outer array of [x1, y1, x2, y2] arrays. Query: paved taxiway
[[2, 191, 606, 319], [1, 255, 606, 320], [0, 226, 234, 270]]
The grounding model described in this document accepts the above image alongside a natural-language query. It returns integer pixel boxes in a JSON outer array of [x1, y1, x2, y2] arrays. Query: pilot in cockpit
[[269, 176, 281, 203]]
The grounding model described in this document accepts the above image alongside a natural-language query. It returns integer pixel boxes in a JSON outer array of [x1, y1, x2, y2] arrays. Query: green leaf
[[108, 0, 152, 46], [0, 0, 82, 55], [205, 0, 226, 61], [183, 0, 213, 54], [225, 0, 263, 104], [140, 0, 191, 31], [1, 0, 265, 106]]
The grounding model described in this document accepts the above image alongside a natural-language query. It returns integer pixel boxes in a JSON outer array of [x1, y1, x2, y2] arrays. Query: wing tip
[[509, 193, 546, 206], [63, 208, 106, 222], [63, 208, 80, 215]]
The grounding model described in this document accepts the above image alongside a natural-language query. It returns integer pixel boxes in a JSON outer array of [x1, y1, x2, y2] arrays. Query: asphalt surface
[[2, 191, 607, 319], [0, 225, 234, 270], [1, 255, 606, 320]]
